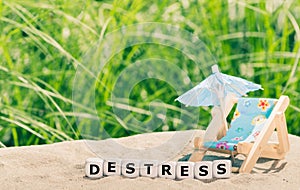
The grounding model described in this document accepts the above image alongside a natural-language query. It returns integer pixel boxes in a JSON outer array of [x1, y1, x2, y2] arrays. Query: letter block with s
[[212, 160, 231, 178], [121, 159, 140, 178], [194, 161, 213, 180]]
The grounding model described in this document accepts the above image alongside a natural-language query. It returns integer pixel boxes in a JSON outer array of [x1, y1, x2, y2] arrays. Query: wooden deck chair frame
[[189, 95, 290, 173]]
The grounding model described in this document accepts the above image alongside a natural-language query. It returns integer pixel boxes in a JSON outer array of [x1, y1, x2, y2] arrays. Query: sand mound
[[0, 130, 299, 189]]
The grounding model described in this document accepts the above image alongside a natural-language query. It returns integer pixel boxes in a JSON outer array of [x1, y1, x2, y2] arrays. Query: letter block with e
[[176, 162, 194, 180], [103, 159, 122, 176], [85, 158, 104, 179]]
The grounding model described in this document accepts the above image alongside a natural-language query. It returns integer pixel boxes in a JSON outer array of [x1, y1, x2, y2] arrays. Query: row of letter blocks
[[86, 158, 231, 180]]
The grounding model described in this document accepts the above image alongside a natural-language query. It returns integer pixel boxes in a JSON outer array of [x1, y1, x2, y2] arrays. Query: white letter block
[[121, 159, 140, 178], [176, 162, 194, 180], [85, 158, 104, 179], [213, 160, 231, 178], [158, 161, 176, 180], [194, 161, 213, 180], [140, 160, 159, 178], [103, 159, 122, 176]]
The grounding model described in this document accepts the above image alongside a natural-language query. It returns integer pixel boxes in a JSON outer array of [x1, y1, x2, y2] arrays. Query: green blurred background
[[0, 0, 299, 147]]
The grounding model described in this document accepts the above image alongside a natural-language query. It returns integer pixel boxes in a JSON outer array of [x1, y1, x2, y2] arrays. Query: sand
[[0, 130, 299, 190]]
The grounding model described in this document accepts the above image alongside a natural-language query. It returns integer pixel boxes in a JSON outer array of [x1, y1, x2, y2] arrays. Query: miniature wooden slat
[[238, 142, 285, 159], [276, 113, 290, 154]]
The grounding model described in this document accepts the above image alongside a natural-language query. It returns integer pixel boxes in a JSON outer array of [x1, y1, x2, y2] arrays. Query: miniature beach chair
[[189, 95, 290, 173]]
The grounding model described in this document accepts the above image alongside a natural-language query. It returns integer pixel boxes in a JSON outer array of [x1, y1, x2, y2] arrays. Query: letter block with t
[[85, 158, 104, 179], [212, 160, 231, 178], [121, 160, 140, 178], [140, 160, 158, 178], [103, 159, 122, 176], [158, 161, 176, 179], [176, 162, 194, 180]]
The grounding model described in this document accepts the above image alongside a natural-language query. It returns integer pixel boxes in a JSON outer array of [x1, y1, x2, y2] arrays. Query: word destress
[[85, 158, 231, 180]]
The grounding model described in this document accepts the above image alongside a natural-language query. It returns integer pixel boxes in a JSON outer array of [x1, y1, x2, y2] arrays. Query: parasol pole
[[212, 65, 228, 134], [219, 92, 228, 136], [201, 65, 228, 143]]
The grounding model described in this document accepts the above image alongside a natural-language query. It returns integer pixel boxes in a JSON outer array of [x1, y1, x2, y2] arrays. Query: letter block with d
[[85, 158, 104, 179]]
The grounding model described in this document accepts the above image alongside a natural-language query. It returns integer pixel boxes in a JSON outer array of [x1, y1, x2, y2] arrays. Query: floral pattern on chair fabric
[[204, 98, 277, 151]]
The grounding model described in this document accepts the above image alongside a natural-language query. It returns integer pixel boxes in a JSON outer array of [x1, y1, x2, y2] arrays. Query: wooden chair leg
[[188, 137, 206, 162], [188, 150, 207, 162], [230, 151, 236, 163]]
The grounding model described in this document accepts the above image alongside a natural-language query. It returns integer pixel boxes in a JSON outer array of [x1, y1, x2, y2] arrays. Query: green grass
[[0, 0, 300, 147]]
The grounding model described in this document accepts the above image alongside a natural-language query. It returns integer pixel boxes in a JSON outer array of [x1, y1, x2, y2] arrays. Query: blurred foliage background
[[0, 0, 299, 147]]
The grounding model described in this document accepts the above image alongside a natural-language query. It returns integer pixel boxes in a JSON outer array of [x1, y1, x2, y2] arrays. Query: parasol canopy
[[175, 65, 262, 107], [176, 64, 263, 142]]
